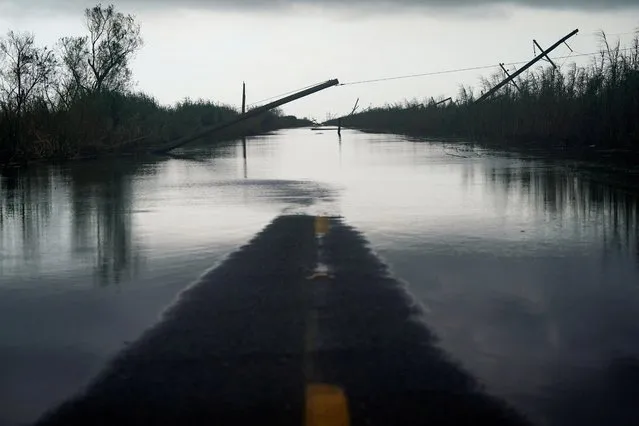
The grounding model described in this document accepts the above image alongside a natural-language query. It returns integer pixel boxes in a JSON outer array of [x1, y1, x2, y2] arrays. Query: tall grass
[[330, 32, 639, 154], [0, 6, 312, 166], [0, 90, 312, 164]]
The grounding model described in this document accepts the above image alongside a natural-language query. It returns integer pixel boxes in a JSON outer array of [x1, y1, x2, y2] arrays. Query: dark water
[[1, 128, 638, 426]]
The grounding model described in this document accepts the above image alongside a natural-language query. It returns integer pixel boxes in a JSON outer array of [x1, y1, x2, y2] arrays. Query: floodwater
[[1, 128, 638, 426]]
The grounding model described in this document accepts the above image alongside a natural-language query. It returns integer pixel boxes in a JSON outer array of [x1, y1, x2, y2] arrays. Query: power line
[[337, 48, 635, 87], [337, 64, 503, 86], [247, 82, 322, 108], [588, 29, 638, 37], [558, 50, 575, 69], [242, 45, 637, 108]]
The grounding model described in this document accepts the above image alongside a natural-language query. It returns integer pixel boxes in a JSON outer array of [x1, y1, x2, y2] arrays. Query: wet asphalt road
[[35, 215, 530, 426]]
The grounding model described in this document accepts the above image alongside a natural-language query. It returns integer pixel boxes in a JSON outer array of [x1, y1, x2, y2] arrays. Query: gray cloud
[[2, 0, 639, 15]]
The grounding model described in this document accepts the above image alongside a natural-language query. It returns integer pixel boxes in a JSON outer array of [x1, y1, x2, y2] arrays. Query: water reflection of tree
[[1, 157, 151, 287], [63, 158, 144, 286], [483, 162, 639, 262], [0, 167, 53, 266]]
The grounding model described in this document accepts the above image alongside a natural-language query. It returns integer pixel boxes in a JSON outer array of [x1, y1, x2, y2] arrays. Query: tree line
[[0, 4, 310, 165], [329, 31, 639, 161]]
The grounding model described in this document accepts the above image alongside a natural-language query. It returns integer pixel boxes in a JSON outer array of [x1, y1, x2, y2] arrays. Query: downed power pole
[[156, 78, 339, 153], [433, 97, 453, 106], [475, 29, 578, 104]]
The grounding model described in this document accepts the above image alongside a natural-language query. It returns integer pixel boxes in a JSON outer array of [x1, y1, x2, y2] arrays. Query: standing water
[[1, 128, 638, 426]]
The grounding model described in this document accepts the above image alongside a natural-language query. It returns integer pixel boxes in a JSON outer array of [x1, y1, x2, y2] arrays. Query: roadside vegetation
[[328, 31, 639, 162], [0, 4, 311, 165]]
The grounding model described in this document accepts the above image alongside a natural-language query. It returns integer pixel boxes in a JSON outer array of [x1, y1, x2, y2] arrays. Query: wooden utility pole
[[334, 97, 360, 136], [499, 63, 522, 93], [156, 78, 339, 153], [242, 82, 247, 160], [475, 29, 578, 104], [349, 98, 360, 116], [242, 82, 246, 114]]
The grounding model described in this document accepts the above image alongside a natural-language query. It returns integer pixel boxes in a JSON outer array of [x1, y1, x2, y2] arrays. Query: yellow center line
[[306, 384, 350, 426], [303, 216, 350, 426], [314, 216, 330, 236]]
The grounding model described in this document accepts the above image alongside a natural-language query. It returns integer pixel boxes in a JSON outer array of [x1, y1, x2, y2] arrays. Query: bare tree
[[55, 35, 90, 108], [0, 31, 56, 116], [85, 4, 142, 92], [57, 4, 142, 97], [457, 85, 475, 105]]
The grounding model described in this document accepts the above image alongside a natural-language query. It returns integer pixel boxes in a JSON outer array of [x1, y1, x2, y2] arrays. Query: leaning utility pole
[[475, 29, 578, 104], [156, 78, 339, 153]]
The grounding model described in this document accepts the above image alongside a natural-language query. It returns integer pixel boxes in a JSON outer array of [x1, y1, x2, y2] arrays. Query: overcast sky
[[0, 1, 637, 119]]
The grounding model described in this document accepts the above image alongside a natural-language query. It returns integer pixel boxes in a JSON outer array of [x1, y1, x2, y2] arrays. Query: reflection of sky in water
[[1, 128, 638, 425]]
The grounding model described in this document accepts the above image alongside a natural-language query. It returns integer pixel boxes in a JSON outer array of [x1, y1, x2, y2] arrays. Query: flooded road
[[1, 128, 639, 426]]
